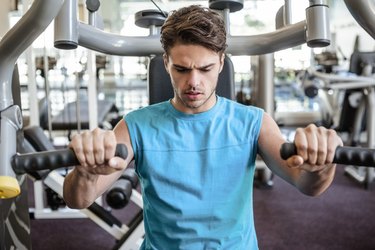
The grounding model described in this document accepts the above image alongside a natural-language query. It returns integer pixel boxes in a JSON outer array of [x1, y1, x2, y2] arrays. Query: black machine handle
[[12, 144, 128, 175], [280, 143, 375, 167]]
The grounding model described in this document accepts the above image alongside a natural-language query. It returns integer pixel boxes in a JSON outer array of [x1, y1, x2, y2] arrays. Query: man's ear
[[219, 53, 225, 73], [163, 53, 170, 74]]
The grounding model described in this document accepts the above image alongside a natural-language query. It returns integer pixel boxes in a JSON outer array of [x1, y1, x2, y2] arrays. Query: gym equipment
[[54, 0, 331, 56], [20, 136, 140, 241], [39, 99, 119, 131], [12, 143, 127, 174], [134, 9, 167, 32], [106, 167, 139, 209], [281, 142, 375, 167], [344, 0, 375, 40], [0, 64, 34, 248], [106, 176, 133, 209], [209, 0, 244, 13], [299, 50, 375, 188], [23, 126, 144, 248], [0, 1, 147, 248]]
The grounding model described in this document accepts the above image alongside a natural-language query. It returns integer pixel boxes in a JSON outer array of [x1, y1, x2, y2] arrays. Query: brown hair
[[160, 5, 227, 55]]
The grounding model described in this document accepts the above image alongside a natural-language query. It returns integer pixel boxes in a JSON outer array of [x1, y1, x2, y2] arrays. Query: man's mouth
[[185, 91, 201, 100]]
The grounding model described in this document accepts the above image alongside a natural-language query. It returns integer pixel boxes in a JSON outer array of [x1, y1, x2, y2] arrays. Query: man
[[63, 5, 343, 249]]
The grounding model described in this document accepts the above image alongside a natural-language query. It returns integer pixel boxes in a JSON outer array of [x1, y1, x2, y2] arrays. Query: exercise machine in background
[[299, 50, 375, 189]]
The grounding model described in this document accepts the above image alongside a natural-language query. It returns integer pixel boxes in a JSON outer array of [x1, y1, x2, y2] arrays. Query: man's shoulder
[[219, 96, 263, 114], [131, 101, 169, 113]]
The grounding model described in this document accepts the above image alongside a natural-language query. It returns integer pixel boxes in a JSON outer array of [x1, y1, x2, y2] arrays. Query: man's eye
[[176, 68, 188, 73]]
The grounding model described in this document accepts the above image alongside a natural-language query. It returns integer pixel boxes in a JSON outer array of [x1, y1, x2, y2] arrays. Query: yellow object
[[0, 176, 20, 199]]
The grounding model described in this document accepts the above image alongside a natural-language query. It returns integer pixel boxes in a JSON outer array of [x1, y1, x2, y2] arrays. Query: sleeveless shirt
[[124, 96, 263, 249]]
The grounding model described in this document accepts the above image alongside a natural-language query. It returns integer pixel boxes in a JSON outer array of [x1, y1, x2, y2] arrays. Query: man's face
[[164, 44, 224, 114]]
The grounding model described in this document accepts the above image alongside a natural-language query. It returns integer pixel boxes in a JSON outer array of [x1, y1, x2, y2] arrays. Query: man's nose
[[187, 70, 200, 88]]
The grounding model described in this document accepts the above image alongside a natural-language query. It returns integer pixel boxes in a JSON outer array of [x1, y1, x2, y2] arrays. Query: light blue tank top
[[125, 97, 263, 250]]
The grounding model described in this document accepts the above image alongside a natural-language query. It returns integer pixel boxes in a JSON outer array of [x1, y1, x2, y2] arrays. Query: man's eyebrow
[[173, 64, 189, 69], [172, 63, 216, 70]]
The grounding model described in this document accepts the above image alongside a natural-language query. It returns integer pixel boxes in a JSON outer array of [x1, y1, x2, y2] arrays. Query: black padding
[[148, 55, 174, 104], [23, 126, 55, 151], [106, 180, 132, 209], [19, 137, 37, 154], [148, 55, 235, 104], [39, 99, 118, 131], [336, 51, 375, 133], [121, 168, 138, 188], [88, 202, 123, 227], [17, 136, 50, 180], [349, 51, 375, 75]]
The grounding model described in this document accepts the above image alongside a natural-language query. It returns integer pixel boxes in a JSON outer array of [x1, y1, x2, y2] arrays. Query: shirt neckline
[[167, 96, 222, 121]]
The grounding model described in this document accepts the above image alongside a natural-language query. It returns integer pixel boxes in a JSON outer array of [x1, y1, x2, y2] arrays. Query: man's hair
[[160, 5, 227, 55]]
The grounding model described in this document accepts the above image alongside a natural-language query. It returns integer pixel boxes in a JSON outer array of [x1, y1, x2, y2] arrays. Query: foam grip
[[12, 144, 128, 174], [122, 168, 138, 188], [106, 179, 132, 209], [280, 142, 375, 167]]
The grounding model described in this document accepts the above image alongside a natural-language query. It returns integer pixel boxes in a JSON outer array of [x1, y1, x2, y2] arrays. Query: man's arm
[[63, 120, 134, 209], [257, 113, 343, 196]]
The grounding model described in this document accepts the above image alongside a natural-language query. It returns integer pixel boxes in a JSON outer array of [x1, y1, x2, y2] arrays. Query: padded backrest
[[148, 54, 235, 104], [24, 125, 55, 151], [336, 51, 375, 133], [349, 51, 375, 75]]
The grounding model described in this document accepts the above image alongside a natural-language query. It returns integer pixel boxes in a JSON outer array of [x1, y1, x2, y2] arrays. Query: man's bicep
[[114, 118, 135, 164], [257, 113, 298, 184]]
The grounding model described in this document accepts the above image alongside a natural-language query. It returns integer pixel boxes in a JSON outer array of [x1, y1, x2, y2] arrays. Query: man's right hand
[[69, 128, 127, 176]]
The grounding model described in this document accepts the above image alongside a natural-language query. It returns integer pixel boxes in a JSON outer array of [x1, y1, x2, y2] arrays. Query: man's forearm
[[63, 168, 99, 209], [296, 164, 336, 196]]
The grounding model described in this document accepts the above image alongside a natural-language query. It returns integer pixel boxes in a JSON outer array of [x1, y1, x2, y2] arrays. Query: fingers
[[293, 124, 342, 167], [286, 155, 304, 168], [103, 130, 117, 162], [70, 133, 86, 167], [294, 127, 311, 163], [69, 128, 117, 169], [82, 130, 95, 166], [327, 128, 343, 161]]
